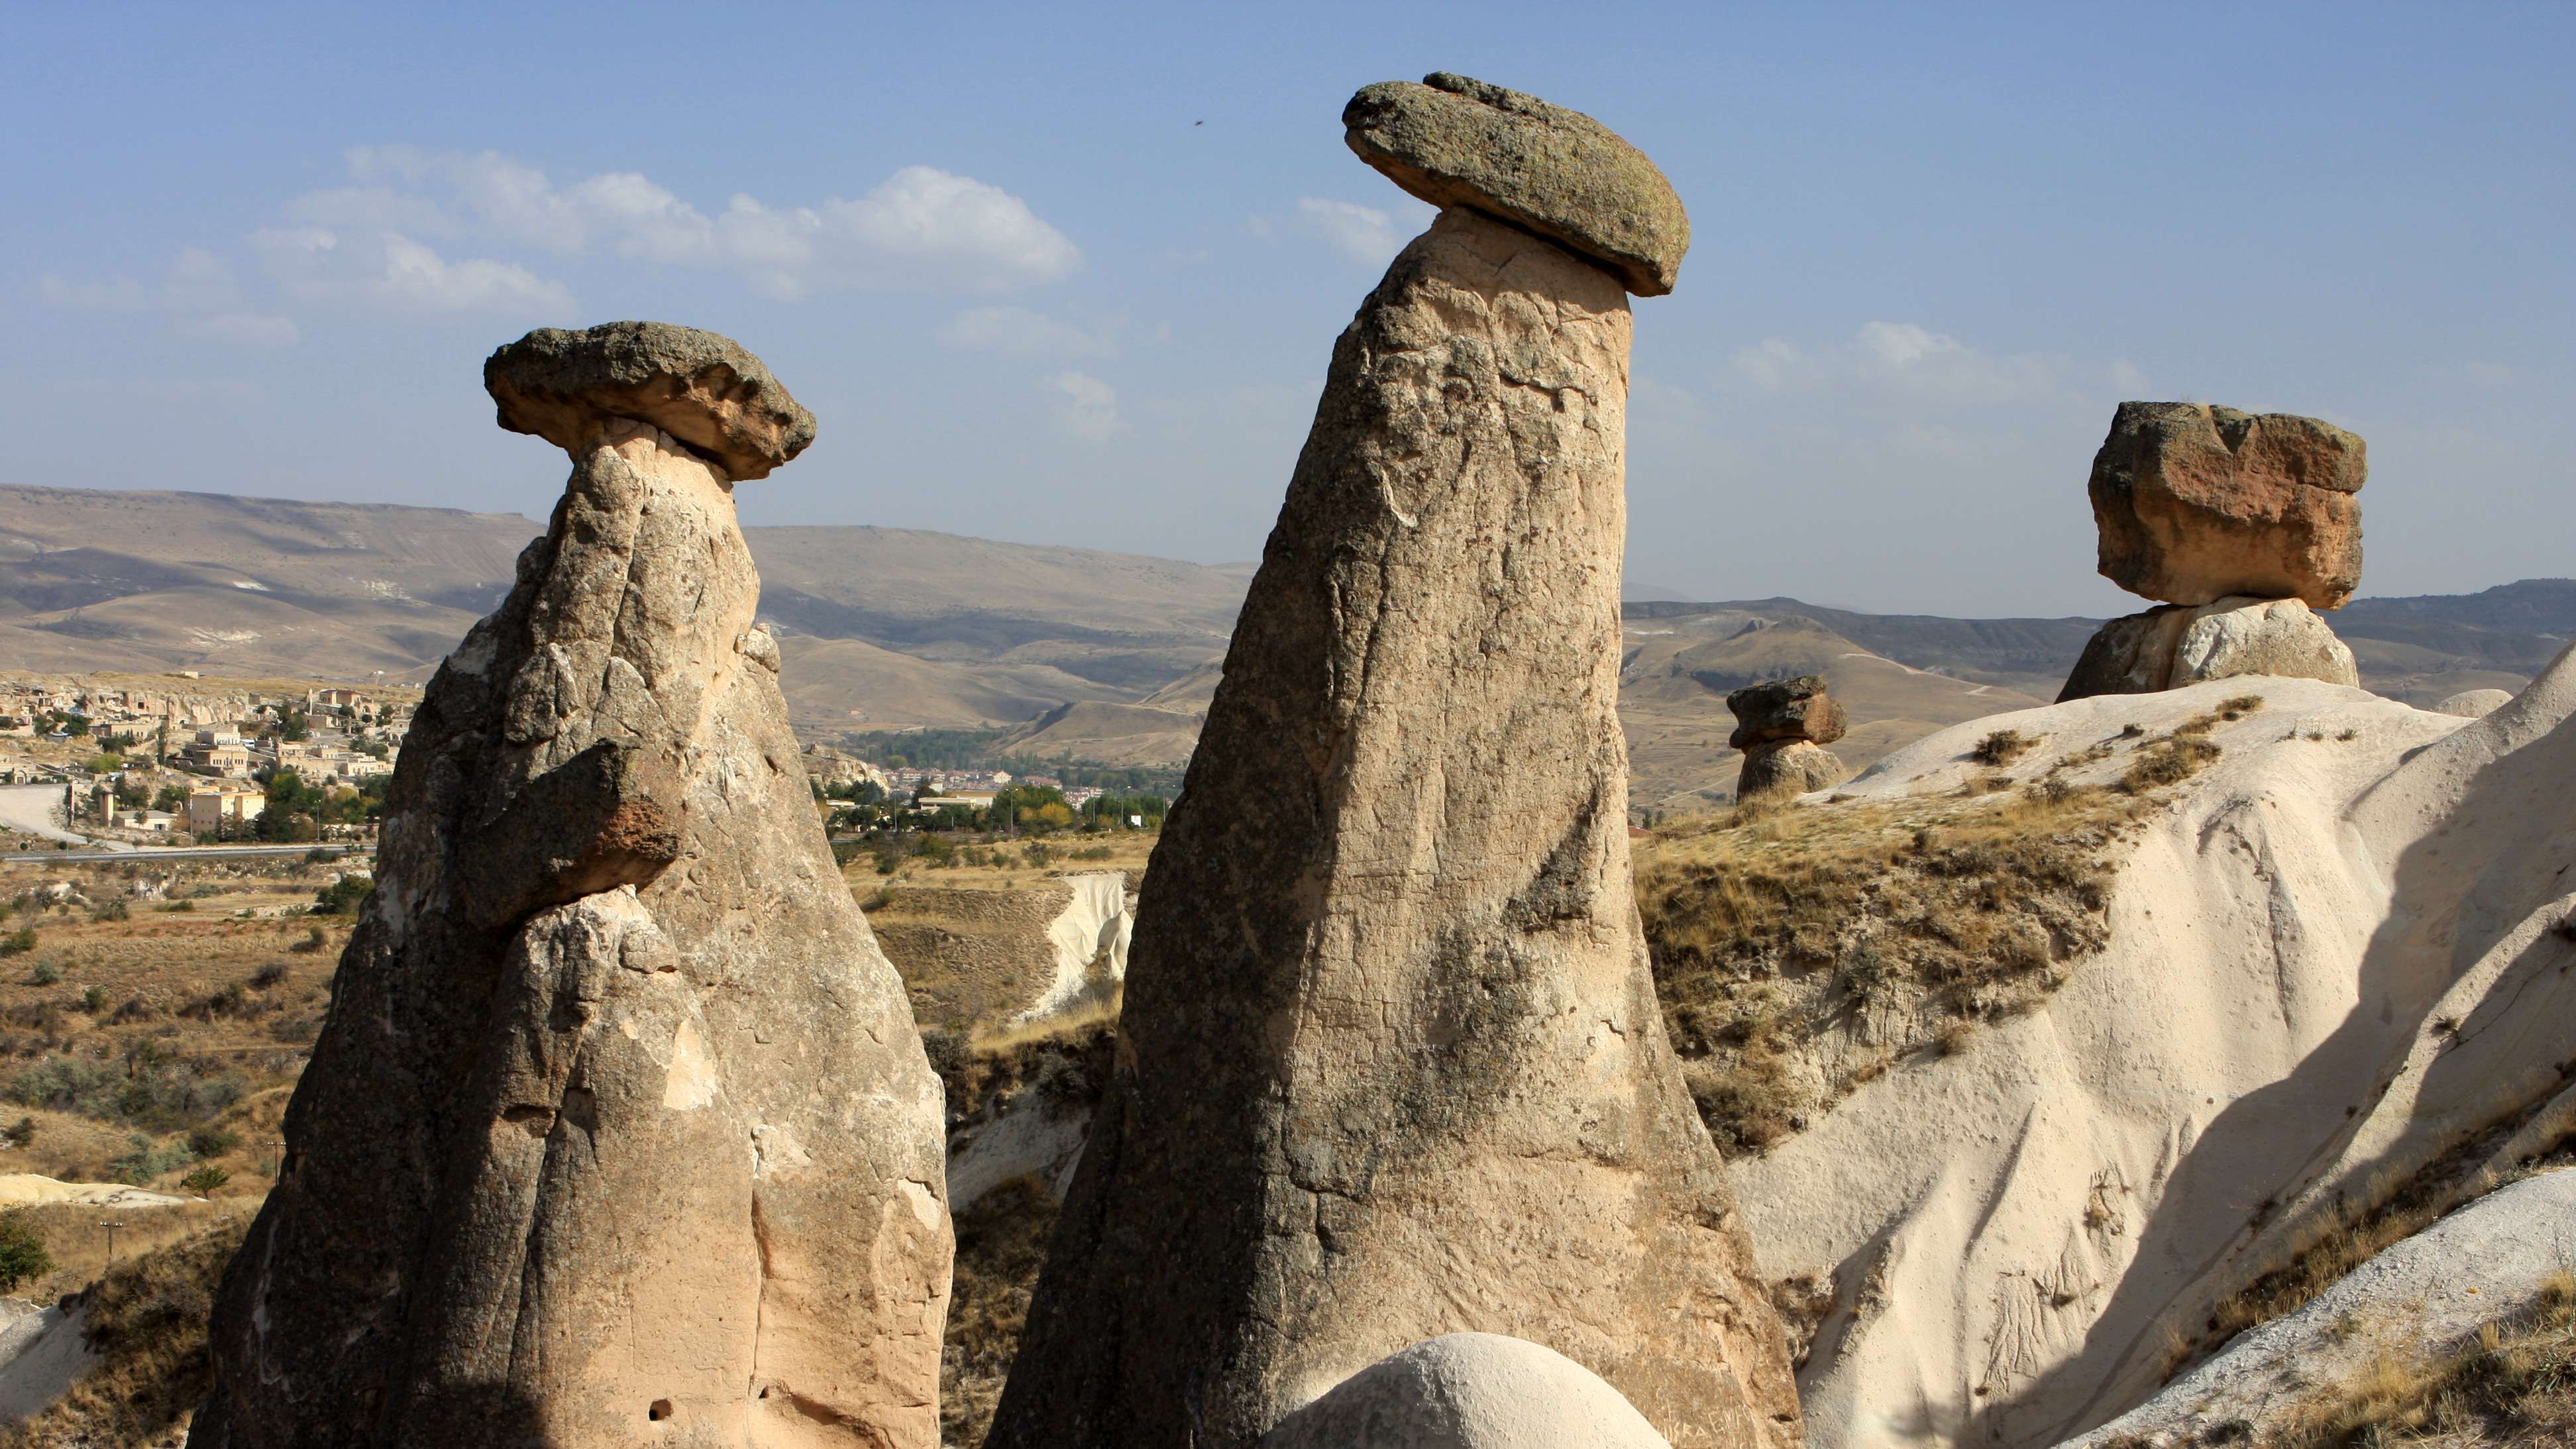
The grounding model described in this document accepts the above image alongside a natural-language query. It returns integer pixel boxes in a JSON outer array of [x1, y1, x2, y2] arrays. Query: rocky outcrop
[[984, 80, 1794, 1449], [484, 320, 816, 480], [1719, 655, 2576, 1447], [1260, 1335, 1675, 1449], [2065, 402, 2366, 701], [2061, 1170, 2576, 1448], [2088, 402, 2365, 609], [869, 872, 1134, 1029], [196, 323, 950, 1448], [1343, 72, 1690, 297], [1728, 676, 1849, 800], [2058, 596, 2359, 702]]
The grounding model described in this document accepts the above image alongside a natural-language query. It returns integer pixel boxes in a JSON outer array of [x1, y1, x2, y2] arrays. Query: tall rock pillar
[[197, 323, 951, 1449], [987, 74, 1799, 1449]]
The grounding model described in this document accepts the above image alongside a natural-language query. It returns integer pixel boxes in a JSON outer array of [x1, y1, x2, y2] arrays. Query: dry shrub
[[929, 991, 1121, 1133], [941, 1175, 1060, 1448], [1971, 729, 2034, 767]]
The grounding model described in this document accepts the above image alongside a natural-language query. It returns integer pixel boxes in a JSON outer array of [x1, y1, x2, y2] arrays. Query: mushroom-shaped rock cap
[[484, 321, 816, 480], [1343, 72, 1690, 297], [1726, 674, 1847, 750]]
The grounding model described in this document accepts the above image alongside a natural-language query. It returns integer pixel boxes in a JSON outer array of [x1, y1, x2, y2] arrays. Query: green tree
[[180, 1165, 230, 1196], [313, 875, 373, 916], [0, 1212, 51, 1291]]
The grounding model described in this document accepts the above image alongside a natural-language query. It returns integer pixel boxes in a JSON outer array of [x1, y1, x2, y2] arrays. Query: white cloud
[[1729, 321, 2070, 407], [939, 305, 1117, 359], [256, 227, 575, 315], [288, 149, 1080, 297], [1045, 370, 1124, 442], [180, 313, 301, 347], [1295, 197, 1404, 266], [162, 248, 242, 311], [40, 250, 295, 347]]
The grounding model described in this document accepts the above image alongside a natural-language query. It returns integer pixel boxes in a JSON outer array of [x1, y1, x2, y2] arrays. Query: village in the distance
[[0, 674, 1168, 857]]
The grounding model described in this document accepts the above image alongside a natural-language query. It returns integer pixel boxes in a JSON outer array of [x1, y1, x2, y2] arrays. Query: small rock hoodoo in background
[[1727, 675, 1849, 800], [2061, 402, 2365, 700], [985, 73, 1797, 1449], [195, 323, 951, 1448]]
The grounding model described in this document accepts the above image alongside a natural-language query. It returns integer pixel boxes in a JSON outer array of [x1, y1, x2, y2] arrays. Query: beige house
[[187, 785, 266, 835], [182, 729, 252, 775]]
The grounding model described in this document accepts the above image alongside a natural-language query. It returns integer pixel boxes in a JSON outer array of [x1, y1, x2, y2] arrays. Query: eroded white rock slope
[[1729, 655, 2576, 1448]]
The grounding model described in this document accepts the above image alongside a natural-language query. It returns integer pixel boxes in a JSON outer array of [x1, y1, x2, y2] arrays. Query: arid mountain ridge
[[3, 482, 2566, 799]]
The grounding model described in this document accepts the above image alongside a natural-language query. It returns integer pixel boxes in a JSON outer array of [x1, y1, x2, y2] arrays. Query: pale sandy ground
[[0, 784, 91, 847], [1727, 651, 2576, 1449], [0, 1174, 186, 1209], [0, 1301, 94, 1423]]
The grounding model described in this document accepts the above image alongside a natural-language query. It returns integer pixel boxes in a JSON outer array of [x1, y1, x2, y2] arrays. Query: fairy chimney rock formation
[[1727, 675, 1849, 800], [986, 77, 1796, 1449], [2063, 402, 2367, 702], [196, 321, 951, 1449]]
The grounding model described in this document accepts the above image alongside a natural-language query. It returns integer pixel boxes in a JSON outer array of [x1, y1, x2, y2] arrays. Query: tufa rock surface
[[2059, 595, 2358, 702], [1737, 739, 1847, 800], [2088, 401, 2365, 609], [1259, 1334, 1674, 1449], [985, 200, 1796, 1446], [1726, 675, 1846, 751], [2435, 687, 2515, 719], [485, 320, 816, 480], [1728, 676, 1849, 800], [1344, 72, 1690, 296], [196, 324, 949, 1448]]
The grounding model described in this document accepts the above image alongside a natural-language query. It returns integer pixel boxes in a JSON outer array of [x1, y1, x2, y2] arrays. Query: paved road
[[0, 782, 85, 846], [0, 843, 370, 865]]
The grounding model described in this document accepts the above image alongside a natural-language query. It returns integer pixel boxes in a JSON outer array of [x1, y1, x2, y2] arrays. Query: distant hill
[[4, 482, 2564, 802], [0, 484, 1249, 734]]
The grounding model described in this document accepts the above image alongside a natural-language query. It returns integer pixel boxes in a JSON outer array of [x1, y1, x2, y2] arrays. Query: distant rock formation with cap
[[984, 75, 1796, 1449], [195, 322, 951, 1449], [1727, 675, 1849, 800], [2063, 402, 2367, 702]]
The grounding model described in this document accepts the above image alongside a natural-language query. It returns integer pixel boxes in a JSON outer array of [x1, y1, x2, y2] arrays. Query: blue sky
[[5, 1, 2567, 615]]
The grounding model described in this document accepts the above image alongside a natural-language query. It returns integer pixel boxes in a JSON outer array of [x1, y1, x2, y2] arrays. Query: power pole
[[97, 1218, 125, 1263]]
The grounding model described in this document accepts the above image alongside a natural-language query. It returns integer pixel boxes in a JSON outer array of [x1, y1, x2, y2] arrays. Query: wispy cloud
[[294, 146, 1083, 298], [38, 249, 299, 345], [252, 227, 575, 315], [1247, 195, 1432, 268], [939, 305, 1118, 359], [1045, 370, 1124, 442], [1729, 321, 2082, 407]]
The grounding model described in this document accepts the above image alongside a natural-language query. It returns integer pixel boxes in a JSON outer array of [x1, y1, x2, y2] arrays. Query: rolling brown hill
[[5, 482, 2566, 800]]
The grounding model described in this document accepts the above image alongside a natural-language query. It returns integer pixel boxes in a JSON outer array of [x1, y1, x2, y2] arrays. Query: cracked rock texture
[[195, 323, 949, 1449], [2059, 596, 2359, 702], [2088, 402, 2365, 609], [985, 204, 1797, 1449], [1344, 72, 1690, 296]]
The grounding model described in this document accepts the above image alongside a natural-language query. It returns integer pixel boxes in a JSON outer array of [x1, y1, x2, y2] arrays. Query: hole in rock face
[[649, 1399, 673, 1422]]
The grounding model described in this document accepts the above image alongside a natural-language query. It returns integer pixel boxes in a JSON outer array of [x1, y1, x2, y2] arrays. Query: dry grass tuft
[[2262, 1270, 2576, 1447], [0, 1213, 250, 1449], [1638, 779, 2157, 1154]]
